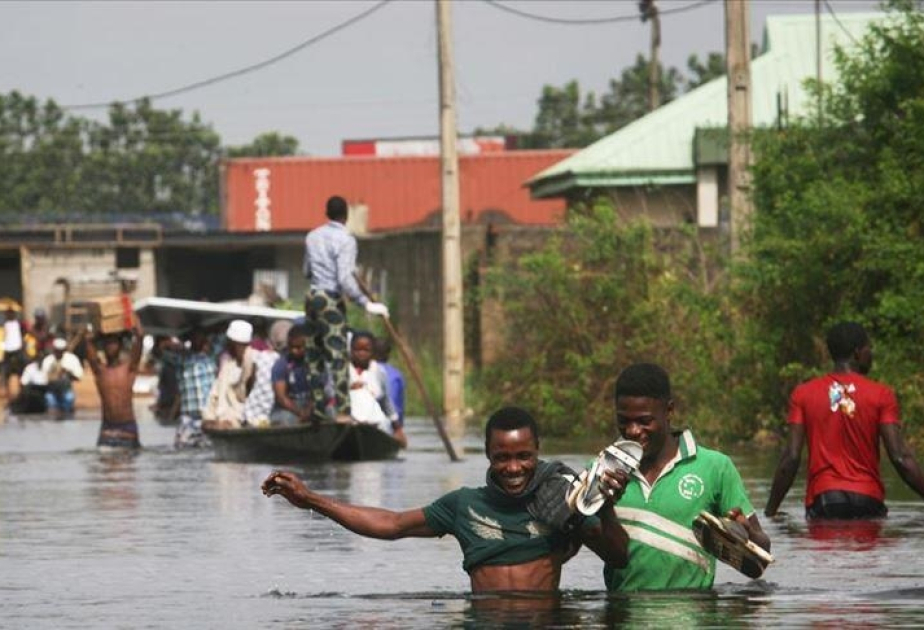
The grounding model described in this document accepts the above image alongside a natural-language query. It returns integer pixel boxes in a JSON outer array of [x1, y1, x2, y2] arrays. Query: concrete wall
[[21, 247, 156, 322], [604, 185, 698, 227]]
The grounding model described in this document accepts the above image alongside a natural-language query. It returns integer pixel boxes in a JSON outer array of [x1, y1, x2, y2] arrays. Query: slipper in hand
[[692, 511, 774, 579]]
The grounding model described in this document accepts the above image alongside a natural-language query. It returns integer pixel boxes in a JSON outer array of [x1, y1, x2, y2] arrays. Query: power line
[[63, 0, 392, 112], [822, 0, 861, 46], [482, 0, 716, 25]]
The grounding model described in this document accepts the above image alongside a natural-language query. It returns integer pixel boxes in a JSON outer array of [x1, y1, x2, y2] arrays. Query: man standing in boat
[[303, 195, 389, 420], [765, 321, 924, 519], [262, 406, 629, 592]]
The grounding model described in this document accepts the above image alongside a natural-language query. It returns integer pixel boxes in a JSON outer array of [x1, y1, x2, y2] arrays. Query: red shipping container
[[221, 150, 575, 233]]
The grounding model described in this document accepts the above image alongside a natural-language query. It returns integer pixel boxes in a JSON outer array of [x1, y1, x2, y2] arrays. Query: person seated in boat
[[165, 327, 216, 448], [348, 330, 406, 447], [10, 357, 48, 414], [41, 336, 84, 419], [85, 321, 144, 449], [269, 323, 324, 426], [201, 320, 256, 431], [373, 336, 405, 428], [243, 320, 291, 428], [262, 406, 630, 593]]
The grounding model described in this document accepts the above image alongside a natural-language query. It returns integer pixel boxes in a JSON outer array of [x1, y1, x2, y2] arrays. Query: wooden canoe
[[203, 421, 402, 463]]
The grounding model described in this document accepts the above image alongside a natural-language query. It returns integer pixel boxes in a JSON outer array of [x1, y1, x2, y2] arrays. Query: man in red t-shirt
[[765, 322, 924, 519]]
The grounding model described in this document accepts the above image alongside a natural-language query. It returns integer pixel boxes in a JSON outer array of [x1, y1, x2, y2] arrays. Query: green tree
[[596, 54, 681, 134], [83, 98, 223, 217], [685, 52, 725, 90], [478, 198, 736, 439], [0, 92, 86, 219], [741, 1, 924, 433], [226, 131, 300, 158]]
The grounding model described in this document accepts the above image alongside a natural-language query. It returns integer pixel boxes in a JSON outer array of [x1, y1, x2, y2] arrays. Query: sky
[[1, 0, 884, 156]]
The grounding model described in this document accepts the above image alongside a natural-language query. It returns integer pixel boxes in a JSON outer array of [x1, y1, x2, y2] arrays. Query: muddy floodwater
[[2, 404, 924, 628]]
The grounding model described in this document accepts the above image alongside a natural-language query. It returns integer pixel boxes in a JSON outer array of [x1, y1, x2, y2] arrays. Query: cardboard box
[[89, 295, 134, 334]]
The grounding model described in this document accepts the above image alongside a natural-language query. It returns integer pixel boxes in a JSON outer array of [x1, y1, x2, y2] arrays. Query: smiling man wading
[[604, 363, 771, 591], [262, 406, 629, 592]]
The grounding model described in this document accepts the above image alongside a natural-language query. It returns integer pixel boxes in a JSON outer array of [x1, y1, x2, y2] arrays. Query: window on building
[[116, 247, 140, 269]]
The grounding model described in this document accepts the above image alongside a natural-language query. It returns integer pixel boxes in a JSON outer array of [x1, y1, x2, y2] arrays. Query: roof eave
[[530, 169, 696, 199]]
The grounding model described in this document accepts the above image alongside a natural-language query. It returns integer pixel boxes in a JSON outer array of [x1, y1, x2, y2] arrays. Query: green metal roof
[[528, 12, 885, 198]]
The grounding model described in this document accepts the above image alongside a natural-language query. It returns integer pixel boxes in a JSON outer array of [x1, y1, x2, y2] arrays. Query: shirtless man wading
[[86, 323, 144, 449], [262, 406, 630, 592]]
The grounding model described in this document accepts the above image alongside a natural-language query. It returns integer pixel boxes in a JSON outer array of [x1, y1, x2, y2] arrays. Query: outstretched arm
[[881, 424, 924, 499], [262, 471, 435, 540], [764, 424, 804, 517]]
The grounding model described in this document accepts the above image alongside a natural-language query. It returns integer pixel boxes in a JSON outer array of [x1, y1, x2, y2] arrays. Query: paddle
[[353, 273, 460, 462]]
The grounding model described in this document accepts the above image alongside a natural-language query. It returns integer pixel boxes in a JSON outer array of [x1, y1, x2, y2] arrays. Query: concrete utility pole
[[725, 0, 753, 254], [436, 0, 465, 446], [640, 0, 662, 111]]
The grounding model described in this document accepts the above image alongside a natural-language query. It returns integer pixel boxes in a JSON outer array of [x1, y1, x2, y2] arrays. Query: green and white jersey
[[605, 430, 755, 591], [423, 486, 572, 572]]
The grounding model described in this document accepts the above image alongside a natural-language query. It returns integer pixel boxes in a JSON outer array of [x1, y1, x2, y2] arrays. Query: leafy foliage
[[0, 93, 298, 223], [740, 2, 924, 437], [480, 4, 924, 442], [476, 52, 723, 149], [478, 200, 736, 439]]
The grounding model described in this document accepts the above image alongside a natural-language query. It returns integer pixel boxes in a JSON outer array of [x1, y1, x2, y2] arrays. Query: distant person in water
[[85, 321, 144, 449], [263, 406, 629, 593], [765, 322, 924, 519]]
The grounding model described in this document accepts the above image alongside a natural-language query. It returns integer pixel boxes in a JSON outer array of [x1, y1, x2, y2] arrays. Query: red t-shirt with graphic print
[[788, 372, 900, 506]]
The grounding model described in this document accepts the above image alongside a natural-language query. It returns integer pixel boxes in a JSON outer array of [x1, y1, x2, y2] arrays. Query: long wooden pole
[[725, 0, 753, 255], [354, 273, 460, 462], [436, 0, 465, 444]]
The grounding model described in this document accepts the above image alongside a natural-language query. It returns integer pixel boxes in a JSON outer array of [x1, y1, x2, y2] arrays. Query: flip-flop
[[692, 511, 774, 579], [569, 439, 643, 516]]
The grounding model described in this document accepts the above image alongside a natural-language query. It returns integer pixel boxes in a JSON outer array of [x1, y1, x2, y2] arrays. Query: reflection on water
[[3, 407, 924, 628]]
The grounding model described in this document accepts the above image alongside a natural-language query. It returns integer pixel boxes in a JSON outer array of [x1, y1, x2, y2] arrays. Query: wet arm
[[128, 322, 144, 374], [579, 504, 629, 568], [764, 424, 804, 517], [262, 471, 435, 540], [84, 332, 102, 376], [881, 424, 924, 499]]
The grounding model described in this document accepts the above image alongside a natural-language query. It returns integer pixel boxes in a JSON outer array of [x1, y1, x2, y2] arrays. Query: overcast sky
[[1, 0, 883, 156]]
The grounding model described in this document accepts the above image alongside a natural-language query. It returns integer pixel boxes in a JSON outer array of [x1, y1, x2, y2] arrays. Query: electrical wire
[[822, 0, 861, 46], [63, 0, 392, 111], [482, 0, 717, 25]]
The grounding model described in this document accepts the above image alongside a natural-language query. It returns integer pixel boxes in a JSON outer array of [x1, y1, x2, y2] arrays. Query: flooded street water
[[3, 403, 924, 628]]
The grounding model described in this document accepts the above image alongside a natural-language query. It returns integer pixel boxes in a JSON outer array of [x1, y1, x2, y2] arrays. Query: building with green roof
[[527, 12, 884, 229]]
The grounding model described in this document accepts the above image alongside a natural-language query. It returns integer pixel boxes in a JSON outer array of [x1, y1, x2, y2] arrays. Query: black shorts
[[806, 490, 887, 520], [2, 350, 25, 377]]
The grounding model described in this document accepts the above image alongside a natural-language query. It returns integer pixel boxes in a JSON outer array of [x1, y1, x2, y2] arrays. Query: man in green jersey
[[262, 406, 629, 592], [604, 363, 771, 591]]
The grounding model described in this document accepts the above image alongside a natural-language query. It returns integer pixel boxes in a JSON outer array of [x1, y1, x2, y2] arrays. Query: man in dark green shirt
[[262, 406, 629, 592]]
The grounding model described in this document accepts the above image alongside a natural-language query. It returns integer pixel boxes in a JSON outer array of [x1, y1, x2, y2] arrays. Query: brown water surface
[[2, 403, 924, 628]]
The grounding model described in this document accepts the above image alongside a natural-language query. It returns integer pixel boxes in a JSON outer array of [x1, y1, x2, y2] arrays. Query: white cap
[[52, 337, 67, 351], [226, 319, 253, 344]]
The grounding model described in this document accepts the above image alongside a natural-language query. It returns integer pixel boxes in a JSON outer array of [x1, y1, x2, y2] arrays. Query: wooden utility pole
[[640, 0, 662, 111], [436, 0, 465, 446], [815, 0, 823, 123], [725, 0, 753, 254]]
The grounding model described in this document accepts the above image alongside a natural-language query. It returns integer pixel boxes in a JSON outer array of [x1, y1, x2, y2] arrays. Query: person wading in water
[[85, 321, 144, 449], [263, 406, 629, 592]]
